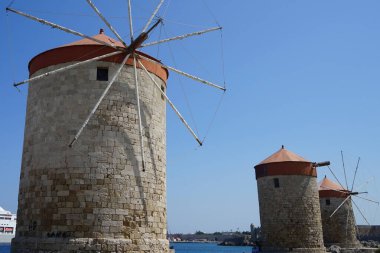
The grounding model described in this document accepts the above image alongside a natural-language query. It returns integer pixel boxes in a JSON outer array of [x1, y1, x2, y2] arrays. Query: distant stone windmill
[[6, 1, 226, 252], [254, 146, 330, 253], [319, 151, 379, 248]]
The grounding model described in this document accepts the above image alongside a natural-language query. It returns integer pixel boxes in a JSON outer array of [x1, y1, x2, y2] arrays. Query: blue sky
[[1, 0, 380, 233]]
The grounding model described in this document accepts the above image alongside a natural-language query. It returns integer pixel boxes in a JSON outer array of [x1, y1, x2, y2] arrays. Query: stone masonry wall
[[12, 60, 169, 253], [257, 175, 326, 253], [320, 197, 360, 248]]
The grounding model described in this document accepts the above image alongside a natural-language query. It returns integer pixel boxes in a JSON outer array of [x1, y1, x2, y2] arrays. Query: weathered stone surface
[[257, 175, 326, 253], [320, 197, 361, 248], [12, 61, 169, 253], [328, 245, 341, 253]]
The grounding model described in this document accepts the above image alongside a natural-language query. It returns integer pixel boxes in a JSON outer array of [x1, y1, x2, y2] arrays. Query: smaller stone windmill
[[319, 176, 361, 248], [254, 146, 330, 253], [319, 151, 379, 248]]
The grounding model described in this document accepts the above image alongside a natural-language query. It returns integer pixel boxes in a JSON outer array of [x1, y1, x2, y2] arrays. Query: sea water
[[0, 243, 253, 253], [0, 245, 10, 253], [171, 242, 253, 252]]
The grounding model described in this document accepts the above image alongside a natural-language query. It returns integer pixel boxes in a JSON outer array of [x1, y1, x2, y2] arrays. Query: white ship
[[0, 206, 16, 244]]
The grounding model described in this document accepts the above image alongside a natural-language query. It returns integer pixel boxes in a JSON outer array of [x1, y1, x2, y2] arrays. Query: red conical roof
[[28, 29, 168, 82], [318, 176, 346, 191], [318, 176, 349, 198], [61, 29, 125, 48], [254, 146, 316, 179], [256, 145, 310, 166]]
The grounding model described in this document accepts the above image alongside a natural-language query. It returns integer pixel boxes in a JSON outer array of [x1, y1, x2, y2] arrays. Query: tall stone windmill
[[6, 1, 225, 252]]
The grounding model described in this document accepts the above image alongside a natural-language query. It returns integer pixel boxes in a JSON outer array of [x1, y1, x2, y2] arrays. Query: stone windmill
[[254, 146, 330, 253], [319, 176, 361, 248], [6, 1, 225, 252], [318, 151, 379, 249]]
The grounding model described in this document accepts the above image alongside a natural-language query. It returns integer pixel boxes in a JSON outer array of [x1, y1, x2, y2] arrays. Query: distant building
[[250, 224, 260, 241]]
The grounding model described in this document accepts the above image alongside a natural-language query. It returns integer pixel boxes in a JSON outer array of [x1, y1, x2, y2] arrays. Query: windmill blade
[[353, 195, 380, 205], [86, 0, 128, 48], [352, 198, 370, 225], [14, 51, 123, 87], [69, 53, 131, 147], [142, 0, 164, 33], [6, 7, 122, 51], [141, 26, 222, 47], [351, 157, 360, 192], [137, 58, 203, 146], [132, 55, 146, 171], [341, 150, 349, 190], [330, 195, 351, 218], [327, 165, 347, 190], [128, 0, 134, 42], [138, 54, 226, 91]]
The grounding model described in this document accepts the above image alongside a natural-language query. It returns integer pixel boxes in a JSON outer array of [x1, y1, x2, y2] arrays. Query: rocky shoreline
[[327, 241, 380, 253]]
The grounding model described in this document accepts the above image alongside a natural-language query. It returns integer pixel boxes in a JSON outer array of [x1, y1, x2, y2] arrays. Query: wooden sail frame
[[322, 152, 379, 237]]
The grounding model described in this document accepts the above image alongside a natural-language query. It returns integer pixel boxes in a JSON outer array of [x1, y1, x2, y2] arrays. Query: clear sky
[[1, 0, 380, 234]]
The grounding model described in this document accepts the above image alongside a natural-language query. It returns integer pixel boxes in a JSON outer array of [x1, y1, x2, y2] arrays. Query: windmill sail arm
[[341, 151, 349, 190], [132, 55, 146, 171], [138, 54, 226, 91], [137, 59, 202, 146], [351, 157, 361, 192], [327, 165, 347, 191], [353, 195, 380, 205], [13, 51, 123, 87], [330, 195, 351, 218], [142, 0, 164, 33], [86, 0, 127, 48], [6, 7, 122, 50], [69, 53, 131, 147], [352, 199, 370, 225], [141, 26, 222, 47], [128, 0, 134, 41]]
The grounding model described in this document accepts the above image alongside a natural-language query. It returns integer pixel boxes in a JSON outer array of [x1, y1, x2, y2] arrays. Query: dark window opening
[[97, 67, 109, 81], [160, 85, 165, 100], [326, 199, 331, 206], [274, 178, 280, 188]]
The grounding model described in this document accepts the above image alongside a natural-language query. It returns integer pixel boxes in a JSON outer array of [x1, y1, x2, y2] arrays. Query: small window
[[274, 178, 280, 188], [160, 85, 165, 100], [97, 67, 109, 81], [326, 199, 331, 206]]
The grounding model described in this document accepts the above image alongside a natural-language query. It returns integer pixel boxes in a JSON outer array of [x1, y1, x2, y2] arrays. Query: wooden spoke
[[86, 0, 128, 48], [14, 51, 123, 87], [138, 54, 226, 91], [137, 58, 203, 146], [330, 195, 351, 218], [6, 7, 122, 50], [142, 0, 164, 33], [69, 53, 131, 147], [142, 26, 222, 47], [133, 55, 146, 171]]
